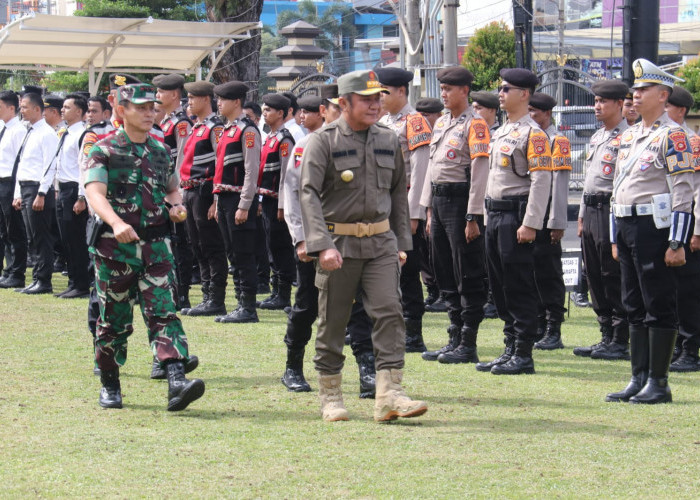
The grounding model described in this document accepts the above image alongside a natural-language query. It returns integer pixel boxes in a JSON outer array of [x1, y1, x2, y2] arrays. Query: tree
[[40, 72, 90, 93], [676, 58, 700, 112], [462, 21, 516, 91], [76, 0, 198, 21]]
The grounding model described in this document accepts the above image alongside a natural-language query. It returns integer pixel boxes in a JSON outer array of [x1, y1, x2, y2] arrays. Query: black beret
[[21, 84, 44, 96], [184, 81, 215, 97], [43, 94, 65, 109], [376, 67, 413, 87], [591, 79, 628, 100], [153, 74, 185, 91], [437, 66, 474, 86], [213, 81, 249, 101], [499, 68, 539, 89], [415, 98, 444, 114], [281, 91, 299, 111], [320, 84, 339, 100], [470, 90, 499, 109], [298, 96, 322, 112], [528, 92, 557, 111], [668, 86, 694, 110], [109, 73, 140, 90], [262, 93, 291, 111]]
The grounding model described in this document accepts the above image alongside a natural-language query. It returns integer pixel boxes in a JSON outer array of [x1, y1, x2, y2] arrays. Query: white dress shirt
[[14, 118, 59, 198], [47, 121, 86, 186], [0, 116, 28, 178], [284, 118, 306, 142]]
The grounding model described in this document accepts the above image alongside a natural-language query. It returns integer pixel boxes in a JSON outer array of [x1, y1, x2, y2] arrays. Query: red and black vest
[[79, 120, 116, 156], [213, 116, 257, 194], [180, 114, 223, 186], [161, 109, 192, 162], [258, 128, 294, 197]]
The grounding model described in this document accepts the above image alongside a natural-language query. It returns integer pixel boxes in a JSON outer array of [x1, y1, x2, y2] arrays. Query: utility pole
[[557, 0, 566, 103], [406, 0, 421, 104], [623, 0, 659, 85], [513, 0, 533, 69], [443, 0, 459, 66]]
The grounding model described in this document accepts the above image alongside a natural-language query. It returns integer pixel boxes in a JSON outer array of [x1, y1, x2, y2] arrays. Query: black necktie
[[11, 126, 32, 183]]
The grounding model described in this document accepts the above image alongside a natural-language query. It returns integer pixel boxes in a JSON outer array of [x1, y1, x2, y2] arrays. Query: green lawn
[[2, 275, 699, 498]]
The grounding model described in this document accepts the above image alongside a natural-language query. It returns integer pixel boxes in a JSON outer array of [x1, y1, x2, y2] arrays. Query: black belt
[[58, 181, 79, 189], [485, 196, 528, 212], [0, 176, 12, 182], [431, 182, 469, 197], [135, 224, 169, 241], [583, 192, 612, 206], [19, 180, 39, 187]]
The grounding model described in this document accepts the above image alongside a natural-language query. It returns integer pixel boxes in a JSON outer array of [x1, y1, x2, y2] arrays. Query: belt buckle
[[357, 223, 369, 238]]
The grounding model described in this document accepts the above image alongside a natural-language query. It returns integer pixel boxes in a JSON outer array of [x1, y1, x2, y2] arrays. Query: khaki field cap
[[337, 70, 389, 96], [631, 59, 684, 89], [118, 84, 161, 104]]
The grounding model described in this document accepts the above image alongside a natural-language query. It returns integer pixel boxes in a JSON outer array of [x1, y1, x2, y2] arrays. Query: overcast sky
[[457, 0, 514, 36]]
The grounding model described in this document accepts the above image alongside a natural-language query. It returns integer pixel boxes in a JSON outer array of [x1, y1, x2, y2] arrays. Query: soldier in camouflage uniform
[[85, 84, 204, 411]]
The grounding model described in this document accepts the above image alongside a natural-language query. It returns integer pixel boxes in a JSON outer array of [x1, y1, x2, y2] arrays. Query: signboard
[[562, 248, 582, 291]]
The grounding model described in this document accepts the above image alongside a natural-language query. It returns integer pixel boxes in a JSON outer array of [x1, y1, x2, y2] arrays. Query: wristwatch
[[669, 240, 682, 250], [465, 214, 475, 222], [37, 191, 46, 197]]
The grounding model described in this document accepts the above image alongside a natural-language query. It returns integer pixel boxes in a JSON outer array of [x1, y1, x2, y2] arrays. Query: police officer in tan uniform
[[419, 67, 491, 365], [300, 70, 427, 423], [377, 67, 431, 352], [606, 59, 694, 404], [573, 80, 630, 360], [476, 68, 553, 375]]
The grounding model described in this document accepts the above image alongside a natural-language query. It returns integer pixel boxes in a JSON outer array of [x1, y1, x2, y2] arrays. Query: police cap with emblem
[[213, 81, 249, 101], [499, 68, 539, 91], [436, 66, 474, 86], [591, 79, 629, 100], [376, 67, 413, 87], [153, 74, 185, 91], [337, 70, 389, 95], [184, 80, 215, 97], [470, 90, 499, 109], [668, 86, 694, 110], [528, 92, 557, 111], [415, 97, 444, 114], [43, 94, 65, 110], [298, 96, 322, 112], [109, 73, 141, 90], [631, 58, 683, 89], [262, 93, 291, 112], [320, 84, 339, 105], [118, 84, 161, 104]]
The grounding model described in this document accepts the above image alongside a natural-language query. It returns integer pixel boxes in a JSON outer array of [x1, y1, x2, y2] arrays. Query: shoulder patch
[[690, 135, 700, 171], [177, 121, 189, 137], [245, 130, 256, 148], [527, 130, 552, 171], [212, 125, 224, 143], [294, 148, 304, 168], [666, 129, 693, 175], [552, 136, 572, 171], [280, 142, 290, 157], [468, 119, 490, 159], [82, 131, 98, 156], [406, 114, 431, 151]]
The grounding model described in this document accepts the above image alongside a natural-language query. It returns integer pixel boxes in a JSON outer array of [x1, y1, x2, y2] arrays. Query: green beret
[[153, 74, 185, 91], [591, 79, 628, 100], [213, 81, 249, 101], [499, 68, 539, 90], [470, 91, 499, 109], [668, 86, 694, 110], [528, 92, 557, 111], [415, 98, 444, 114], [184, 81, 215, 97], [437, 66, 474, 86]]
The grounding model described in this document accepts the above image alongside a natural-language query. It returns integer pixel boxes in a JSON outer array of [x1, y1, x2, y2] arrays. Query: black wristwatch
[[669, 240, 682, 250], [37, 191, 46, 197], [465, 214, 476, 222]]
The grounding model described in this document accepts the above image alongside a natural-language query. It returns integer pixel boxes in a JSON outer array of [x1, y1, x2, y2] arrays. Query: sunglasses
[[498, 85, 525, 93]]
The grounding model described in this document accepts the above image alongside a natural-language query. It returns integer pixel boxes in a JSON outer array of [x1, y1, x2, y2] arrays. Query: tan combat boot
[[318, 373, 350, 422], [374, 369, 428, 422]]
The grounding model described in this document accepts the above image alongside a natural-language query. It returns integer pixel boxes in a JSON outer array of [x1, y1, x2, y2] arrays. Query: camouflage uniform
[[86, 128, 190, 371]]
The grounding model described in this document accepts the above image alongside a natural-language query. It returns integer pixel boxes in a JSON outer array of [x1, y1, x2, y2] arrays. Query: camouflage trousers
[[93, 237, 189, 371]]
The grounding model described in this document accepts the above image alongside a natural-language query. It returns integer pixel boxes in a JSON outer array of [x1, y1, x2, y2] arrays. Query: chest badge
[[341, 170, 354, 182], [500, 156, 510, 167], [446, 149, 457, 160], [602, 164, 613, 176]]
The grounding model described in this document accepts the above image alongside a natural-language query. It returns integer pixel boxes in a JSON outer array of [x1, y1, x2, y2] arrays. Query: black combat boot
[[166, 361, 205, 411], [183, 282, 210, 315], [151, 355, 200, 380], [424, 289, 439, 307], [483, 290, 498, 319], [591, 324, 630, 360], [606, 324, 649, 402], [281, 347, 311, 392], [216, 293, 259, 323], [259, 281, 291, 310], [258, 274, 278, 306], [573, 324, 612, 357], [356, 351, 376, 399], [630, 327, 677, 404], [177, 283, 191, 312], [425, 292, 448, 313], [422, 323, 461, 361], [669, 344, 700, 372], [491, 340, 535, 375], [476, 336, 515, 372], [99, 368, 123, 409], [438, 326, 479, 364], [405, 318, 427, 353], [534, 320, 564, 350], [188, 284, 226, 317], [534, 315, 547, 342]]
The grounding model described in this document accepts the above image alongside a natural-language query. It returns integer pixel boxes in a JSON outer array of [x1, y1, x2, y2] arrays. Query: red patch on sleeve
[[177, 121, 189, 137], [82, 132, 98, 156], [472, 121, 487, 140], [245, 131, 256, 148], [213, 126, 224, 143], [530, 134, 547, 155], [669, 130, 688, 152], [280, 142, 289, 157]]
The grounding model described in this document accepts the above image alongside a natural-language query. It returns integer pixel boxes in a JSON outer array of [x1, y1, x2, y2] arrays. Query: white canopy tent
[[0, 13, 262, 94]]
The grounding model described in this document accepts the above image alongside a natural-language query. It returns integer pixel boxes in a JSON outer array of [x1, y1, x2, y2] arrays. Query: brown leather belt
[[326, 219, 390, 237]]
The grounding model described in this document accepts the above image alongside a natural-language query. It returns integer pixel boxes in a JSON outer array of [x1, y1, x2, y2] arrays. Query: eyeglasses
[[498, 85, 525, 93]]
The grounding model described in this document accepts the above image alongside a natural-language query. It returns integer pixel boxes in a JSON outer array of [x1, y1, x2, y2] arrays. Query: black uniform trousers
[[183, 181, 227, 296], [20, 182, 54, 283], [261, 196, 295, 287], [171, 221, 193, 296], [400, 222, 426, 320], [581, 202, 626, 329], [0, 177, 26, 279], [419, 226, 439, 297], [431, 186, 486, 328], [533, 227, 567, 323], [284, 256, 373, 355], [216, 192, 258, 296], [485, 206, 539, 344], [56, 181, 90, 290], [673, 215, 700, 351], [255, 211, 270, 287], [616, 216, 677, 328]]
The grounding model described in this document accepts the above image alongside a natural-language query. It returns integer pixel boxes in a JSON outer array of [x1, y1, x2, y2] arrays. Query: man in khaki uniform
[[300, 70, 427, 423], [606, 59, 694, 404], [377, 67, 431, 352]]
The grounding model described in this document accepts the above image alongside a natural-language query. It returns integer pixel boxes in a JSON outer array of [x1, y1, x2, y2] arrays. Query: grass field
[[2, 274, 700, 498]]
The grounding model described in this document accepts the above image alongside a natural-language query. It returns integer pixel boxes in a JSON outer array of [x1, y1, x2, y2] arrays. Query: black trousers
[[616, 216, 677, 329], [431, 193, 486, 328], [183, 182, 227, 294], [419, 226, 439, 297], [0, 177, 26, 279], [284, 255, 373, 356], [216, 192, 258, 296], [581, 203, 626, 329], [20, 182, 54, 283], [401, 223, 426, 320], [261, 196, 295, 286], [486, 208, 539, 343], [56, 182, 90, 290], [170, 220, 193, 298], [533, 227, 567, 324], [673, 216, 700, 350]]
